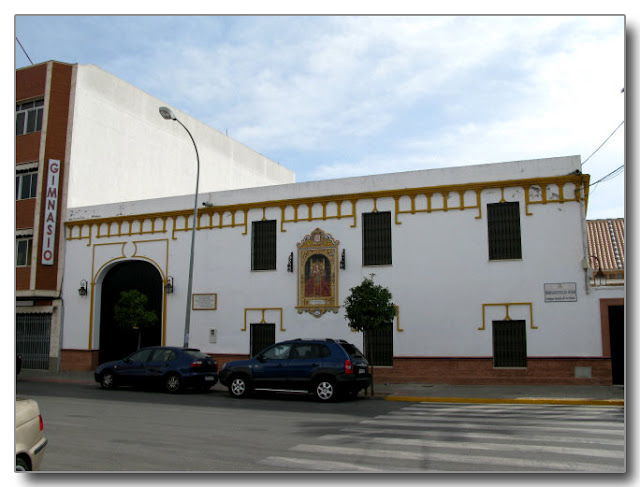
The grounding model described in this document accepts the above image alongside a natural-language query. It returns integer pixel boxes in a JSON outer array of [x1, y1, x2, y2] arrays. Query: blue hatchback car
[[95, 346, 218, 393]]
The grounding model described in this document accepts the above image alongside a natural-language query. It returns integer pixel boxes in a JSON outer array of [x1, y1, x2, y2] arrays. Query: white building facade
[[60, 155, 620, 385]]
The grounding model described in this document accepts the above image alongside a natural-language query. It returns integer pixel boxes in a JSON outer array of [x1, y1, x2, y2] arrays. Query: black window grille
[[364, 323, 393, 366], [363, 211, 392, 266], [487, 202, 522, 260], [252, 220, 276, 270], [492, 320, 527, 367]]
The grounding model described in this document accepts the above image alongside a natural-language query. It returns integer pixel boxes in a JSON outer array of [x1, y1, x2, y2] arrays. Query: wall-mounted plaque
[[544, 283, 577, 302], [192, 293, 217, 310]]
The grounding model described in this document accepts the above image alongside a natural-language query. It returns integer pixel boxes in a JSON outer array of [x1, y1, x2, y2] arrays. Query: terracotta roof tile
[[586, 219, 625, 272]]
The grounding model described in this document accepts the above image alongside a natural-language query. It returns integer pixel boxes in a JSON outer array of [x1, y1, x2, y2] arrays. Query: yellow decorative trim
[[65, 173, 590, 239], [243, 308, 284, 332], [395, 305, 403, 332], [478, 303, 536, 331]]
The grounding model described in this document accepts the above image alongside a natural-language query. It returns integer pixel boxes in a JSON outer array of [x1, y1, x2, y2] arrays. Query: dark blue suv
[[219, 339, 371, 401]]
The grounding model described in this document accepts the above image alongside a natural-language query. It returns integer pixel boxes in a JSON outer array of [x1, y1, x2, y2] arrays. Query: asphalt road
[[16, 379, 402, 472], [16, 379, 625, 473]]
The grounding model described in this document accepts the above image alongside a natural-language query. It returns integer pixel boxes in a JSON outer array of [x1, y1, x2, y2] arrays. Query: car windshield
[[340, 343, 365, 359]]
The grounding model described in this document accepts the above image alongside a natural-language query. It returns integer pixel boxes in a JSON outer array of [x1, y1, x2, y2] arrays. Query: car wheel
[[164, 373, 182, 393], [229, 375, 250, 398], [314, 378, 336, 401], [16, 457, 29, 472], [100, 370, 116, 390]]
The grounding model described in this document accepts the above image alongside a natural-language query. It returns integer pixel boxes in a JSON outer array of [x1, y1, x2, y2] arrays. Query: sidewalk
[[17, 369, 624, 406]]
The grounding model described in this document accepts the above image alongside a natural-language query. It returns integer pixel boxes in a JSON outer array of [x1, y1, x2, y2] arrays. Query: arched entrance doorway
[[99, 260, 163, 364]]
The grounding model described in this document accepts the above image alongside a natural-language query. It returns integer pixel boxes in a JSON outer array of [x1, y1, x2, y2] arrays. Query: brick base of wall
[[60, 350, 612, 386], [372, 357, 613, 385], [60, 349, 99, 371]]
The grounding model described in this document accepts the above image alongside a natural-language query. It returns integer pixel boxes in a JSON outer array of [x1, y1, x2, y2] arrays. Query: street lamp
[[159, 106, 200, 348], [589, 255, 607, 287]]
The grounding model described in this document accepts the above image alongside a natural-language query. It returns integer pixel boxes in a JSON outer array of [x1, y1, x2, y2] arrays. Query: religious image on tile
[[296, 228, 340, 317]]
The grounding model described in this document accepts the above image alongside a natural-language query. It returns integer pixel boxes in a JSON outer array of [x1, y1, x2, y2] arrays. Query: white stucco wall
[[62, 156, 609, 362], [66, 64, 294, 208]]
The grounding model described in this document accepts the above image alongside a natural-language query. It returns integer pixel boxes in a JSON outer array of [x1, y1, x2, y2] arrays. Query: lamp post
[[159, 106, 200, 348]]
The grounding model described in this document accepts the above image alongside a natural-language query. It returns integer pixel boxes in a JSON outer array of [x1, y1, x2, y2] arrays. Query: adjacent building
[[15, 61, 294, 370]]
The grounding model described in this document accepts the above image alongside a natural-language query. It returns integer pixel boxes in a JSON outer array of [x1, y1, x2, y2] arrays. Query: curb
[[385, 396, 625, 406]]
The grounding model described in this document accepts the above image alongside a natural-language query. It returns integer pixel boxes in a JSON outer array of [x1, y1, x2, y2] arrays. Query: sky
[[12, 13, 626, 220]]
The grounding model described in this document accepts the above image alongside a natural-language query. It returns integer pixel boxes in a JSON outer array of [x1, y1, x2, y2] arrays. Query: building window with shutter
[[16, 168, 38, 200], [16, 236, 33, 267], [492, 320, 527, 367], [251, 220, 277, 271], [16, 99, 44, 136], [363, 211, 392, 266], [487, 202, 522, 260]]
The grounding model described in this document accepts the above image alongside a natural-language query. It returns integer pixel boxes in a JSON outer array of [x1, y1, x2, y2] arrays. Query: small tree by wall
[[113, 290, 158, 351], [343, 275, 396, 395]]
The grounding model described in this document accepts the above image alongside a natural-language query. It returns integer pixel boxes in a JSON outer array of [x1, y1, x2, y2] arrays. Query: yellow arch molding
[[243, 308, 284, 332], [478, 303, 536, 331], [65, 173, 590, 240]]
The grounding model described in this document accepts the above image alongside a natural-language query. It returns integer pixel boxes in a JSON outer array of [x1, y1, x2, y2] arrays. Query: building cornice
[[65, 173, 590, 246]]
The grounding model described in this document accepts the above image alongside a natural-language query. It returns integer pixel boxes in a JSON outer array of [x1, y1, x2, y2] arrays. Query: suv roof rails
[[289, 338, 337, 343]]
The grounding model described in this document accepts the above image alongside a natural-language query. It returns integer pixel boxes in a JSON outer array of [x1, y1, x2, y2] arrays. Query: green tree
[[113, 289, 158, 351], [343, 275, 396, 395]]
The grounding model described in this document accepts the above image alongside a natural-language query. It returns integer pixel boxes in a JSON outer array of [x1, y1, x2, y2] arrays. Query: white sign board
[[192, 293, 217, 310], [41, 159, 60, 266], [544, 282, 577, 302]]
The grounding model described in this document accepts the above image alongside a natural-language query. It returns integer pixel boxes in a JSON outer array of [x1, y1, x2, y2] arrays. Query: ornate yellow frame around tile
[[296, 228, 340, 317]]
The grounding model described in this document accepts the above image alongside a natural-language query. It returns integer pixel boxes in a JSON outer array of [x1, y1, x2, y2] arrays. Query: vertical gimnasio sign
[[41, 159, 60, 266]]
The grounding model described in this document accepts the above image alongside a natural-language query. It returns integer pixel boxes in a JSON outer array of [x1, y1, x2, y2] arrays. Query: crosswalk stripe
[[335, 426, 625, 447], [261, 456, 384, 472], [259, 403, 625, 472], [359, 418, 624, 435], [317, 434, 624, 459]]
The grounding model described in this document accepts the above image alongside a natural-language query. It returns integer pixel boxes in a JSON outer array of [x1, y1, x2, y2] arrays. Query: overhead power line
[[581, 121, 624, 167], [16, 37, 33, 65], [589, 164, 624, 187]]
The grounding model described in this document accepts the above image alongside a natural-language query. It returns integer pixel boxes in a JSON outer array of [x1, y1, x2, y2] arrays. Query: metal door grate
[[492, 320, 527, 367], [16, 313, 51, 370], [251, 323, 275, 357]]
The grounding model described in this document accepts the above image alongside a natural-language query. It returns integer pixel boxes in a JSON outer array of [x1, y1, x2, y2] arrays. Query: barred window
[[487, 202, 522, 260], [363, 211, 392, 266], [16, 169, 38, 200], [493, 320, 527, 368], [251, 220, 276, 271], [16, 99, 44, 136], [364, 323, 394, 366], [16, 237, 33, 267]]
